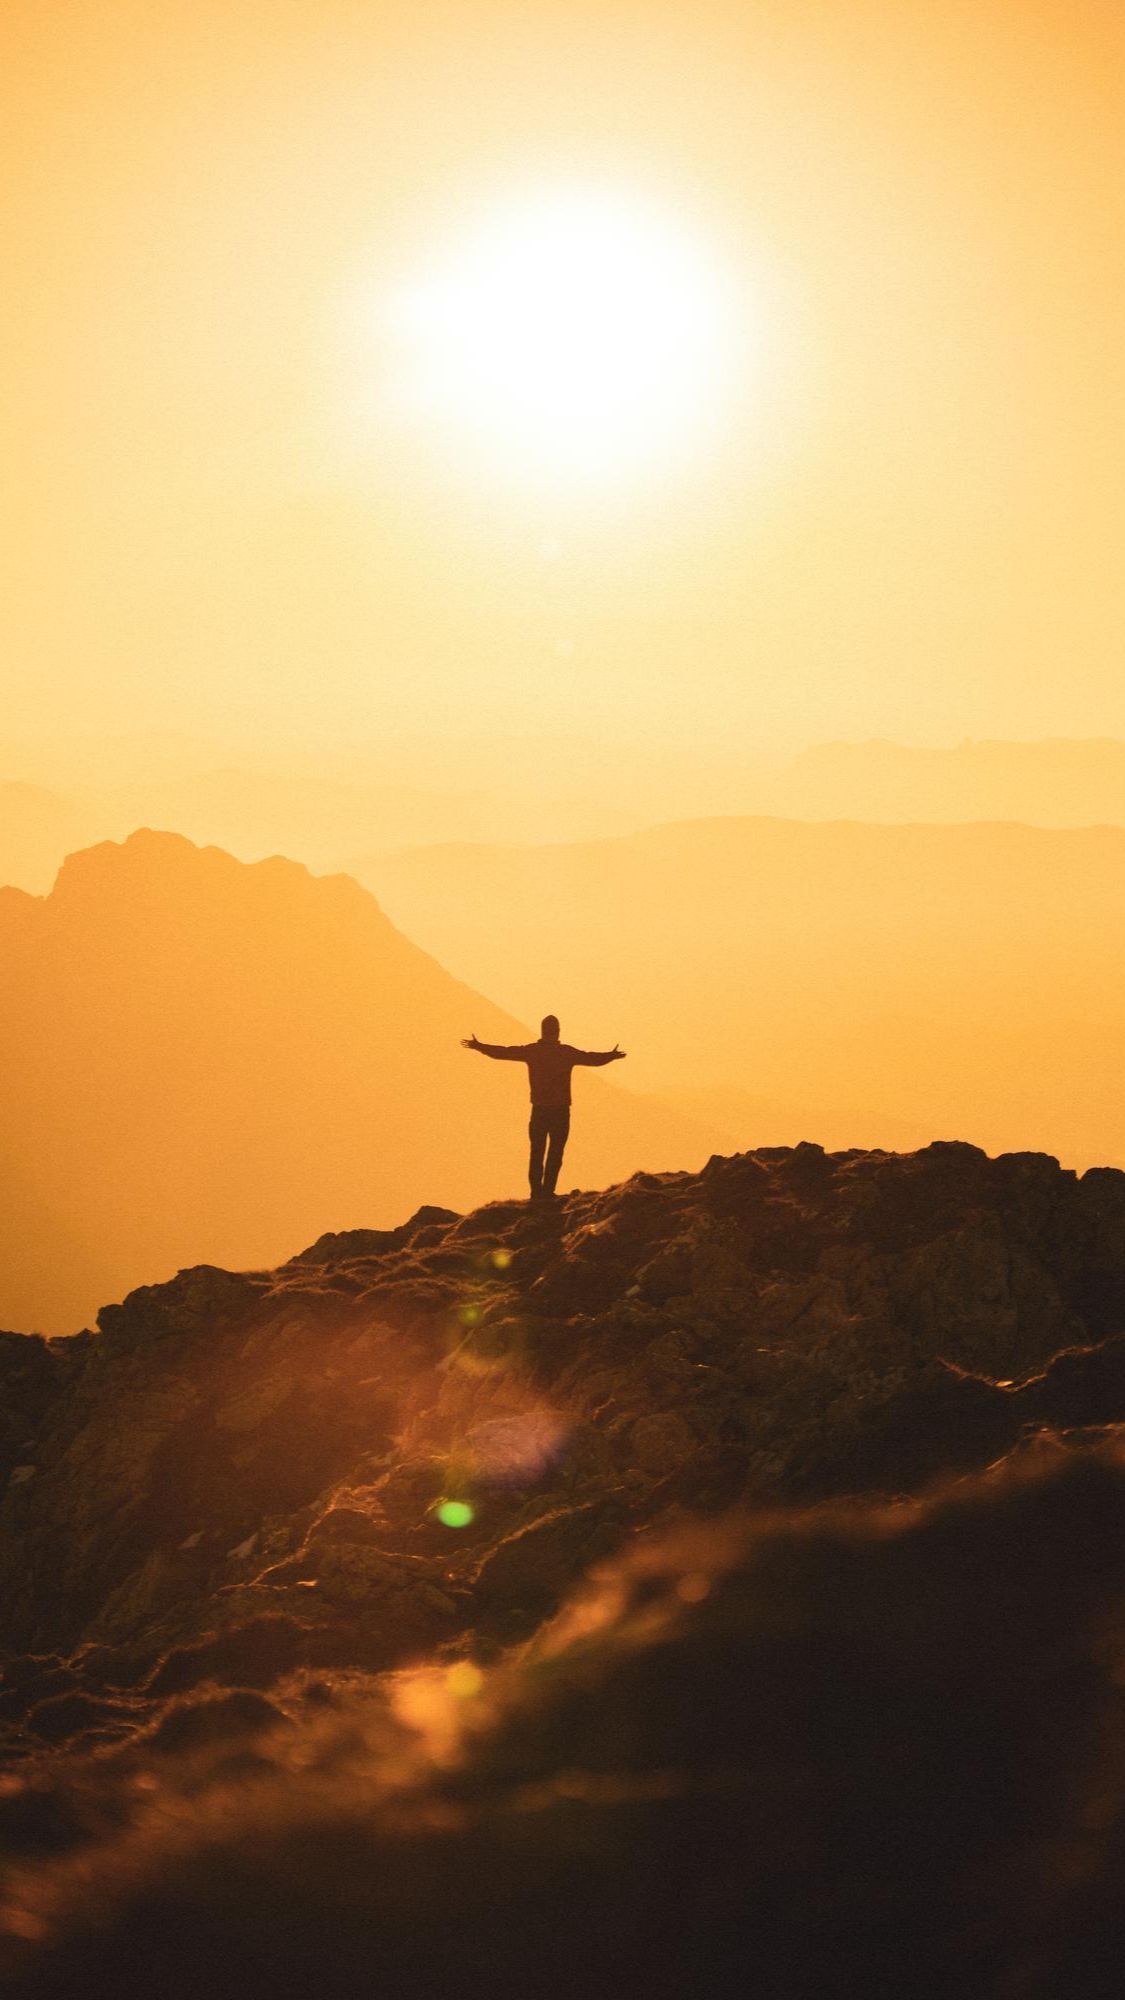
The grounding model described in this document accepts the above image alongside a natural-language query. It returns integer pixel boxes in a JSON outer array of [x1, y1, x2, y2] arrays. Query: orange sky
[[4, 0, 1125, 786]]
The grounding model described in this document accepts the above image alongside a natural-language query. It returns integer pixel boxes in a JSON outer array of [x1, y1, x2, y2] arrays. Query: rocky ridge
[[6, 1140, 1125, 1994], [4, 1139, 1125, 1736]]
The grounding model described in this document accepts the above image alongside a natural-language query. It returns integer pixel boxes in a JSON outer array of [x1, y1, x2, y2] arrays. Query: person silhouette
[[462, 1015, 626, 1200]]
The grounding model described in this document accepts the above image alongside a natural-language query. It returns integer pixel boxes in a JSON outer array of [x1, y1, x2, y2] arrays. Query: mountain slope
[[5, 1137, 1125, 1687], [5, 1144, 1125, 1995], [0, 831, 715, 1333]]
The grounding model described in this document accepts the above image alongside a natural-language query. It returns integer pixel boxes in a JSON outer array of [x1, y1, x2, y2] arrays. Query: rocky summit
[[6, 1142, 1125, 1997]]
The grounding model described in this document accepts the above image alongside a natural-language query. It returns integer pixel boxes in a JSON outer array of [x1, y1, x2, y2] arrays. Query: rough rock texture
[[2, 1139, 1121, 1677], [5, 1141, 1125, 1995]]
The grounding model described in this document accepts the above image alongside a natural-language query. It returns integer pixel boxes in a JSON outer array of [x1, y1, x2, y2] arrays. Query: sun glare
[[388, 189, 736, 483]]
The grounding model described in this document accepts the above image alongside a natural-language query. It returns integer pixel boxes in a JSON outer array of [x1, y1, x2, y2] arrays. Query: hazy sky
[[4, 0, 1125, 781]]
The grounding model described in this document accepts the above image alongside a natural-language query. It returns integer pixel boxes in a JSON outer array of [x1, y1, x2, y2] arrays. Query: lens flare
[[436, 1499, 475, 1529], [464, 1409, 567, 1485], [676, 1572, 711, 1605], [446, 1661, 484, 1700]]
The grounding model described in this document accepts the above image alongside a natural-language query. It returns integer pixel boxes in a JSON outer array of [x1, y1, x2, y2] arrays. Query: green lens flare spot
[[446, 1661, 484, 1699], [436, 1500, 474, 1529], [491, 1248, 513, 1270], [458, 1304, 482, 1328]]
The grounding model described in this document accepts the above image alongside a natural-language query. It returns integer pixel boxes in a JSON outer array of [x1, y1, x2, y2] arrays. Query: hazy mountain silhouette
[[9, 738, 1125, 897], [93, 769, 579, 871], [0, 831, 717, 1333], [0, 773, 562, 897], [0, 763, 637, 895], [356, 815, 1125, 1170]]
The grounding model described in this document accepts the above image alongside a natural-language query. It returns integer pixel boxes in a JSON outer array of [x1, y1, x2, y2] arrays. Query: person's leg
[[528, 1108, 549, 1197], [543, 1109, 571, 1195]]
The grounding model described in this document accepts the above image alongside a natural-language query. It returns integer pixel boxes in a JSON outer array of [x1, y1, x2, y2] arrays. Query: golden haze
[[2, 1, 1125, 1328], [359, 816, 1125, 1172], [4, 0, 1125, 768], [0, 833, 715, 1333]]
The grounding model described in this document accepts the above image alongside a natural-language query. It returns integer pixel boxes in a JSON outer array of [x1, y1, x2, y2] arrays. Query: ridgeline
[[5, 1141, 1125, 1996]]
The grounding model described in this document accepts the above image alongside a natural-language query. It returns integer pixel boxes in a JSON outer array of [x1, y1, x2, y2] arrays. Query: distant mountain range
[[771, 736, 1125, 824], [356, 814, 1125, 1173], [0, 832, 716, 1333], [7, 737, 1125, 896], [0, 774, 577, 896]]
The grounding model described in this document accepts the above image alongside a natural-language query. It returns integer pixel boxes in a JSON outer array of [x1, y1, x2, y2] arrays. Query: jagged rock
[[7, 1148, 1125, 1994], [629, 1411, 698, 1476], [0, 1335, 68, 1491], [5, 1143, 1125, 1740], [147, 1689, 292, 1756], [144, 1616, 309, 1697], [23, 1691, 131, 1745], [291, 1210, 461, 1267], [312, 1546, 410, 1606], [1018, 1333, 1125, 1428], [472, 1502, 616, 1612], [304, 1507, 385, 1548], [634, 1238, 694, 1303], [214, 1377, 296, 1435]]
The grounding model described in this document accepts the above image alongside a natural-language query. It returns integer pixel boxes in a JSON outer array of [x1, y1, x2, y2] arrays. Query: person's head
[[540, 1014, 560, 1042]]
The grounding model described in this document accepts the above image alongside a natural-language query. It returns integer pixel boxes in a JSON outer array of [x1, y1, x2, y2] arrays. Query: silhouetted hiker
[[462, 1015, 626, 1200]]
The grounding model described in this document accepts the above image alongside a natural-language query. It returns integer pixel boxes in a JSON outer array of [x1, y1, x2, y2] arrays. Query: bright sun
[[389, 188, 735, 484]]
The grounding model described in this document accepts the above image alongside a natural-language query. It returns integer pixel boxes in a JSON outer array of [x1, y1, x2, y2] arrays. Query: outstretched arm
[[573, 1043, 627, 1066], [462, 1035, 530, 1060]]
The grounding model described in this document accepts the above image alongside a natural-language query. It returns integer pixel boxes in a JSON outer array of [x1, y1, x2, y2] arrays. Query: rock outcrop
[[4, 1138, 1125, 1717], [5, 1140, 1125, 1996]]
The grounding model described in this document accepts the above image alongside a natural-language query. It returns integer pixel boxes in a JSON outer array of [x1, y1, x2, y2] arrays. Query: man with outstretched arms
[[462, 1014, 626, 1201]]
